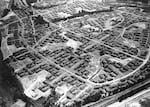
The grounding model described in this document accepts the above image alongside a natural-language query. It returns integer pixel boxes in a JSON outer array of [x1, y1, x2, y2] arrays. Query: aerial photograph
[[0, 0, 150, 107]]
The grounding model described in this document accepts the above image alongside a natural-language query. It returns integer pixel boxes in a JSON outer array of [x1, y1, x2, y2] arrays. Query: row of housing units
[[8, 14, 59, 47], [79, 57, 150, 106], [85, 43, 143, 83], [6, 20, 26, 48], [3, 48, 91, 105], [103, 22, 150, 60], [38, 0, 110, 20], [123, 22, 150, 48], [6, 14, 65, 50], [61, 10, 122, 35], [33, 28, 144, 83]]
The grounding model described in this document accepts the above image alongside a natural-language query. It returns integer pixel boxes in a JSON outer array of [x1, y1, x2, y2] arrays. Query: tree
[[43, 87, 60, 107], [0, 97, 7, 107]]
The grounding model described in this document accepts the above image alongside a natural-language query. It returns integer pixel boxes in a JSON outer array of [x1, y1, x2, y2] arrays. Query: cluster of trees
[[43, 87, 60, 107], [140, 98, 150, 107], [81, 90, 103, 106]]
